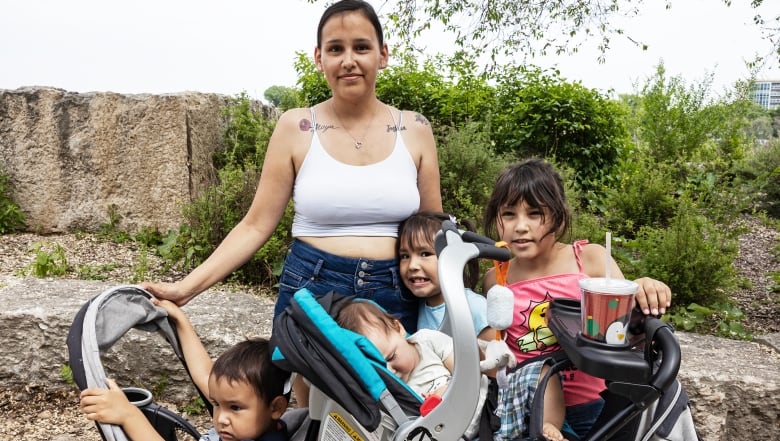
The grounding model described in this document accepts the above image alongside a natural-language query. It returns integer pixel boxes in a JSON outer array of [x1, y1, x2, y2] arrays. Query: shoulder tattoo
[[414, 113, 430, 127], [299, 118, 336, 133]]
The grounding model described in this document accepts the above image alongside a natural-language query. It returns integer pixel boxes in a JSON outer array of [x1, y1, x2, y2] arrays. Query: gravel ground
[[0, 214, 778, 440]]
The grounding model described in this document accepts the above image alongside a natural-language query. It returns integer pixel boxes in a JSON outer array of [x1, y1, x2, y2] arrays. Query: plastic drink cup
[[579, 278, 638, 346]]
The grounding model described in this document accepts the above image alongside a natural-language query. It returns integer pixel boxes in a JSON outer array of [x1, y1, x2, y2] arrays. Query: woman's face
[[314, 11, 388, 101]]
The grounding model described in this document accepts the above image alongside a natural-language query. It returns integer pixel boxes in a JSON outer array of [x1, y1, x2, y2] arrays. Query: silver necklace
[[331, 102, 378, 149]]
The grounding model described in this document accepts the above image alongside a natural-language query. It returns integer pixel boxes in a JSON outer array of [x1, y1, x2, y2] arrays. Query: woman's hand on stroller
[[477, 339, 517, 373], [141, 281, 194, 307]]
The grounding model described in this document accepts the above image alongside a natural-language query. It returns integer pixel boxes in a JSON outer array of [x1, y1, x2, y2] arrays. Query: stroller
[[67, 220, 698, 441], [269, 220, 700, 441], [269, 221, 512, 441], [536, 299, 700, 441], [65, 221, 509, 441], [67, 284, 311, 441], [66, 284, 206, 441]]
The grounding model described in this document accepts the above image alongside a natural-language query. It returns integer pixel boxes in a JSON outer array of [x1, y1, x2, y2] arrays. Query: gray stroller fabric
[[79, 285, 180, 441]]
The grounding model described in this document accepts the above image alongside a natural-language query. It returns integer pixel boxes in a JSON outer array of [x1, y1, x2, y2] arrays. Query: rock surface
[[0, 87, 229, 233]]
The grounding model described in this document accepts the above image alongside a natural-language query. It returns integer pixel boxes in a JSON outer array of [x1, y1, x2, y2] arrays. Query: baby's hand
[[423, 383, 449, 399]]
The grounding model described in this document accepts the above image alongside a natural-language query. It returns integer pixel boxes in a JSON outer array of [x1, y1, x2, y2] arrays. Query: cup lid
[[579, 277, 638, 295]]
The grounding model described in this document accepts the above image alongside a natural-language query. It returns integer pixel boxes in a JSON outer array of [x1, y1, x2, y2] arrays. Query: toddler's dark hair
[[211, 337, 291, 405], [398, 211, 480, 290]]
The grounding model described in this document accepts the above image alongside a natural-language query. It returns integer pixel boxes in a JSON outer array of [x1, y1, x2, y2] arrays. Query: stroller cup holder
[[547, 298, 681, 405], [123, 387, 154, 407]]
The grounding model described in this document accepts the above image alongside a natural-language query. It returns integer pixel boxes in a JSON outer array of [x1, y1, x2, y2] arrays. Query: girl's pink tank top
[[505, 240, 606, 406]]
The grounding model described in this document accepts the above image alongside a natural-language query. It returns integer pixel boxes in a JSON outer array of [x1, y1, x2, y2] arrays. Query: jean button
[[360, 261, 368, 269], [357, 279, 365, 286], [358, 271, 365, 277]]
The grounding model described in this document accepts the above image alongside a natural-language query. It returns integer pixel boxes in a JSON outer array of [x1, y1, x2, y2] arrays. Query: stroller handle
[[395, 220, 509, 440], [435, 220, 512, 262], [646, 318, 681, 392]]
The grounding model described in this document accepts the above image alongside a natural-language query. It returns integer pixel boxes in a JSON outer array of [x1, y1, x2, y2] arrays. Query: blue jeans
[[565, 398, 605, 439], [275, 239, 419, 333]]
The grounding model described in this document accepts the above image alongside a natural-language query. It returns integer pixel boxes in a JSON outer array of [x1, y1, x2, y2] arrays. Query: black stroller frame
[[529, 299, 699, 441]]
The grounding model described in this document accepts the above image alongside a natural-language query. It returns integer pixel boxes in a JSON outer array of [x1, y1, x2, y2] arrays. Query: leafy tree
[[306, 1, 779, 67], [294, 51, 331, 106], [437, 122, 510, 226], [489, 66, 629, 194], [264, 85, 304, 111], [376, 53, 494, 130], [294, 50, 494, 131], [635, 64, 721, 162], [219, 92, 276, 170]]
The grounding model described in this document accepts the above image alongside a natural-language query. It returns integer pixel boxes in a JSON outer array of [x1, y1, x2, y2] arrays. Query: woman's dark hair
[[398, 211, 480, 290], [317, 0, 384, 48], [483, 158, 571, 241], [211, 337, 291, 405]]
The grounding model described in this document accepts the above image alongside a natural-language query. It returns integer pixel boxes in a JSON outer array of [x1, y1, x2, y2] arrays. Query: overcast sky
[[1, 0, 778, 101]]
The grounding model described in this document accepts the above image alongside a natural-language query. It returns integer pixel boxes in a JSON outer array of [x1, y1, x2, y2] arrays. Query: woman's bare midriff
[[298, 236, 398, 260]]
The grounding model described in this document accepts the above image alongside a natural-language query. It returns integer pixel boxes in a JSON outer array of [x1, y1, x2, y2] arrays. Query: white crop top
[[292, 107, 420, 237]]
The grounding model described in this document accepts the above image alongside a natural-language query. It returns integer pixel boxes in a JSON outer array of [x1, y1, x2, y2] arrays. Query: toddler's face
[[208, 376, 272, 441], [399, 240, 442, 304]]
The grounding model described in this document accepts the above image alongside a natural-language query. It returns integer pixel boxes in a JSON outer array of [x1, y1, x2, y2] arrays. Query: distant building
[[752, 80, 780, 110]]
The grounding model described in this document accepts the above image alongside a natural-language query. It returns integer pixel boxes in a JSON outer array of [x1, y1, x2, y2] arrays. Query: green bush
[[0, 167, 25, 234], [599, 154, 679, 238], [630, 198, 738, 308], [218, 92, 276, 170], [295, 52, 331, 106], [489, 66, 629, 195], [733, 138, 780, 218], [158, 93, 290, 286], [24, 242, 69, 278], [635, 64, 721, 162], [437, 122, 510, 226]]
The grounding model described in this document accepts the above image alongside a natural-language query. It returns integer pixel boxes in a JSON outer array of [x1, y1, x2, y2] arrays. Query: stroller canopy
[[66, 285, 205, 441]]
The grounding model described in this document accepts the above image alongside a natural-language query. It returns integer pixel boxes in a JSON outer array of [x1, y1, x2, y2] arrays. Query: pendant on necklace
[[354, 140, 364, 149]]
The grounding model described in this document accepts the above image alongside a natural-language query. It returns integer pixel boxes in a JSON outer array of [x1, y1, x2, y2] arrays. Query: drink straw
[[605, 231, 612, 283]]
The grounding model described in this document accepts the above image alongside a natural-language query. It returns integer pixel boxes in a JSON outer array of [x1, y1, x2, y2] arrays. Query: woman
[[142, 0, 441, 405]]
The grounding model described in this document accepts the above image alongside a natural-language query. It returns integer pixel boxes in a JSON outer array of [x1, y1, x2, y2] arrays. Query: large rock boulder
[[0, 87, 229, 233], [0, 276, 275, 403], [1, 276, 778, 441]]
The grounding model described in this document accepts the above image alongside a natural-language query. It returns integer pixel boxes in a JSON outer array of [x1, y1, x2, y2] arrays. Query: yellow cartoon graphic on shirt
[[514, 293, 558, 353]]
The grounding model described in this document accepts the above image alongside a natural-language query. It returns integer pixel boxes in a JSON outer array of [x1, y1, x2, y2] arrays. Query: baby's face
[[364, 324, 418, 382]]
